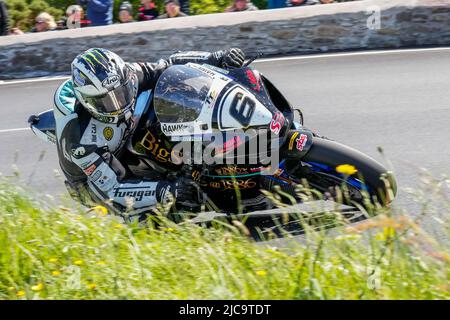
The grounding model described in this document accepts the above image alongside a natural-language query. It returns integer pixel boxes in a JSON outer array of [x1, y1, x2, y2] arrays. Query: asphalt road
[[0, 48, 449, 227]]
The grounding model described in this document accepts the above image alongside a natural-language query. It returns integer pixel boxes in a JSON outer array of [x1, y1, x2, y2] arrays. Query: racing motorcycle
[[29, 56, 397, 235]]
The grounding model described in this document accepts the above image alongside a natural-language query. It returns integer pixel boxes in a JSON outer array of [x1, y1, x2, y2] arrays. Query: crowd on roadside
[[0, 0, 338, 36]]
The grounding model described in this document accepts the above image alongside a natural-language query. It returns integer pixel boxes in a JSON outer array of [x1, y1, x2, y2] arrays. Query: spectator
[[60, 5, 91, 29], [268, 0, 286, 9], [158, 0, 188, 19], [225, 0, 259, 12], [0, 0, 9, 36], [32, 12, 57, 32], [56, 19, 67, 30], [118, 1, 134, 23], [319, 0, 334, 3], [137, 0, 159, 21], [10, 28, 24, 35], [179, 0, 190, 15], [287, 0, 318, 6], [77, 0, 113, 26]]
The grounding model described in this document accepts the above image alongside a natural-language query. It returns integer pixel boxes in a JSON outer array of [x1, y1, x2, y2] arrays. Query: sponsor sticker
[[250, 166, 270, 173], [270, 112, 285, 135], [296, 134, 308, 152], [90, 170, 102, 182], [98, 115, 116, 123], [205, 90, 218, 108], [216, 136, 243, 154], [203, 64, 229, 75], [246, 70, 260, 91], [161, 123, 189, 134], [214, 178, 257, 190], [288, 132, 299, 151], [93, 174, 115, 191], [215, 166, 248, 176], [139, 130, 173, 163], [113, 187, 156, 202], [80, 161, 91, 169], [96, 175, 110, 187], [71, 146, 86, 158], [91, 124, 97, 143], [103, 127, 114, 141], [190, 64, 216, 77], [102, 75, 120, 89], [84, 164, 97, 176]]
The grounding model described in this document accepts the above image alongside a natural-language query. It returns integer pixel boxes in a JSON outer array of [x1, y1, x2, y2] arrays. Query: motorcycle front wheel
[[298, 137, 397, 207]]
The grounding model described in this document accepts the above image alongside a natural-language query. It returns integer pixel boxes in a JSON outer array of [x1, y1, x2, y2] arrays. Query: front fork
[[280, 122, 314, 167], [259, 124, 316, 197]]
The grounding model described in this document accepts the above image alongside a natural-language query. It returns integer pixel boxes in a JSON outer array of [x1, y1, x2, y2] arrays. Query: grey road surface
[[0, 48, 449, 224]]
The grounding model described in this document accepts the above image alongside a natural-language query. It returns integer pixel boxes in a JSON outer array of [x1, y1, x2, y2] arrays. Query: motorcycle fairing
[[29, 109, 57, 145], [215, 84, 273, 130], [154, 63, 290, 140]]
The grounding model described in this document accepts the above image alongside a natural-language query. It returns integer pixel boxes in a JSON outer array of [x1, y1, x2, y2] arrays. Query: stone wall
[[0, 0, 449, 79]]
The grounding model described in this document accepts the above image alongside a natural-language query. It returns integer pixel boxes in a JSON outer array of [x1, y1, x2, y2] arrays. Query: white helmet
[[71, 48, 138, 124]]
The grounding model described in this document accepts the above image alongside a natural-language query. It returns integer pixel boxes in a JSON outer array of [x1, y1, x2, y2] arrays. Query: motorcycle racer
[[54, 47, 246, 221]]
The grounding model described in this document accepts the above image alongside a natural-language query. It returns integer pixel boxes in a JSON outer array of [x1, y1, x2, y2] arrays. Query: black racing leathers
[[54, 50, 231, 221]]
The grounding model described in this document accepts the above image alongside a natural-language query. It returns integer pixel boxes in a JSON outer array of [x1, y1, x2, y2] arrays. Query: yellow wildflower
[[86, 283, 97, 290], [375, 227, 396, 241], [48, 258, 58, 263], [52, 270, 61, 276], [31, 283, 44, 291], [336, 164, 358, 175], [74, 259, 84, 266], [92, 205, 108, 216], [114, 223, 124, 229], [256, 270, 267, 277], [96, 260, 106, 265], [16, 290, 26, 297]]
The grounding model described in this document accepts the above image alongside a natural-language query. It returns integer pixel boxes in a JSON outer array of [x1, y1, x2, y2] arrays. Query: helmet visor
[[84, 80, 135, 115]]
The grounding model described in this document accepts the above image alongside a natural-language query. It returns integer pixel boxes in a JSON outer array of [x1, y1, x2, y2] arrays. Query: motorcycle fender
[[283, 129, 313, 159]]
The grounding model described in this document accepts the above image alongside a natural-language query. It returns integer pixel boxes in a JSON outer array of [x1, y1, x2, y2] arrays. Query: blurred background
[[2, 0, 359, 34]]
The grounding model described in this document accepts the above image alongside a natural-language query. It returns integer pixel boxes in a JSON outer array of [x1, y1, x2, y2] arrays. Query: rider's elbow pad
[[96, 149, 127, 182]]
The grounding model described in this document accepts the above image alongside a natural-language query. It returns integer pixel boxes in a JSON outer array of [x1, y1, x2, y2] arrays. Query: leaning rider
[[54, 47, 245, 221]]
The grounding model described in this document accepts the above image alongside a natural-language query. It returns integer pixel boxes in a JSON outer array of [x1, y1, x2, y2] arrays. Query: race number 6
[[230, 93, 256, 127]]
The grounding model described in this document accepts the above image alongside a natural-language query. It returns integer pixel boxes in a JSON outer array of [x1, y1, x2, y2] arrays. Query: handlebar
[[242, 52, 264, 68]]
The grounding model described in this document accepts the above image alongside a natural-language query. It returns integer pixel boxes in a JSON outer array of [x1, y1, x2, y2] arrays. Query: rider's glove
[[157, 177, 205, 212], [220, 48, 246, 69]]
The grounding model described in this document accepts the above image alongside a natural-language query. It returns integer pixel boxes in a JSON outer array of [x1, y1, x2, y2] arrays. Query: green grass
[[0, 173, 449, 300]]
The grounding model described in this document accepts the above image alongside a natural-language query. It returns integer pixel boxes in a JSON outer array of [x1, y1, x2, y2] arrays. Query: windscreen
[[154, 65, 213, 123]]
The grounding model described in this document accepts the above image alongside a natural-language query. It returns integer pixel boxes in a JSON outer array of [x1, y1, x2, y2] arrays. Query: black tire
[[301, 137, 397, 206]]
